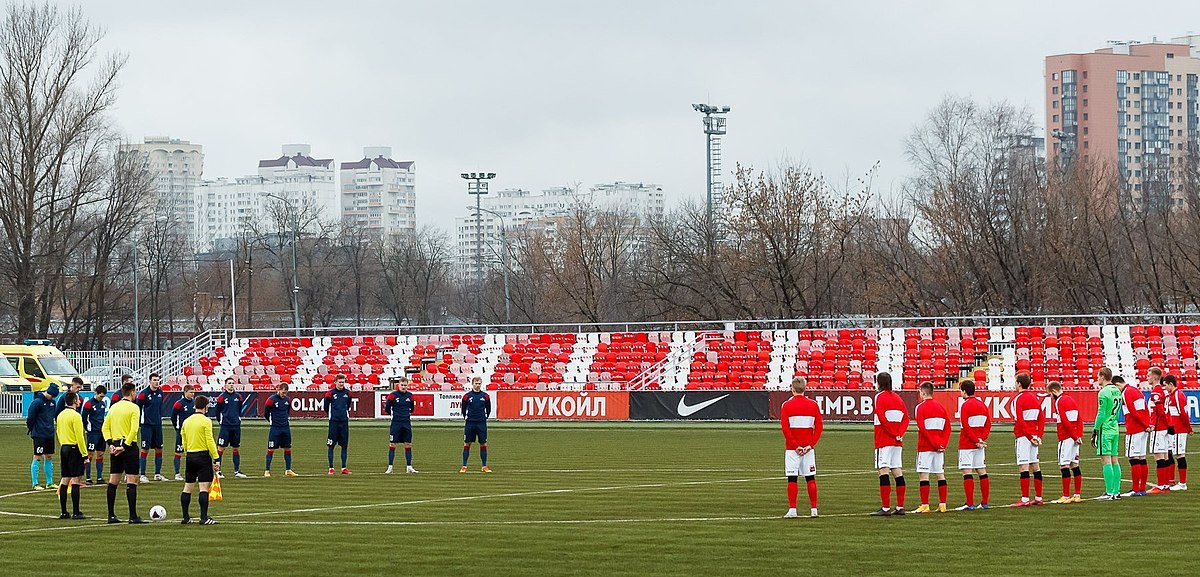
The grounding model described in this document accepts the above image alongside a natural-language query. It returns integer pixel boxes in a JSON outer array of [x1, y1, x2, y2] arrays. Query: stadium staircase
[[155, 323, 1200, 392]]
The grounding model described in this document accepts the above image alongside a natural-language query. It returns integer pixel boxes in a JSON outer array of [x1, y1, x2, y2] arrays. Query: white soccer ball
[[149, 505, 168, 522]]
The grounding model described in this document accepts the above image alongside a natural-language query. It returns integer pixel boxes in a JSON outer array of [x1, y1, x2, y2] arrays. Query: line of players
[[779, 367, 1191, 518], [29, 371, 495, 522]]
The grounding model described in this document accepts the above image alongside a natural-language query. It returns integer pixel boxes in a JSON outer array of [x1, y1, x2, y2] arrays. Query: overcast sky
[[84, 0, 1200, 231]]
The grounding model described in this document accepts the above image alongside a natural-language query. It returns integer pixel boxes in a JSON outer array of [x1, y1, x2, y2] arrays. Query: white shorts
[[874, 446, 903, 470], [916, 451, 945, 474], [1057, 439, 1081, 466], [1175, 433, 1188, 455], [1125, 432, 1149, 458], [1015, 437, 1040, 465], [958, 448, 986, 470], [1151, 430, 1173, 454], [785, 450, 816, 477]]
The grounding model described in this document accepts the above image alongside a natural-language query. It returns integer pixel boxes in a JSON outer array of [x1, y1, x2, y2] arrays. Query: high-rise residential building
[[339, 146, 416, 241], [194, 144, 336, 253], [119, 137, 204, 250], [454, 181, 665, 276], [1045, 36, 1200, 206]]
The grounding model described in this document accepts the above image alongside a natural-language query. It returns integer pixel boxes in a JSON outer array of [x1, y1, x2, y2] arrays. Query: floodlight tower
[[462, 172, 496, 322], [692, 103, 730, 237]]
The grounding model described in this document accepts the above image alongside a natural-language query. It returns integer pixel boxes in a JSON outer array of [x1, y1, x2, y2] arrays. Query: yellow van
[[0, 355, 31, 391], [0, 340, 89, 393]]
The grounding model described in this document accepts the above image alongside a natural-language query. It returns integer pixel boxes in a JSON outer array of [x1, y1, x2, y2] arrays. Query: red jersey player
[[1165, 375, 1191, 491], [1048, 381, 1084, 503], [1011, 373, 1046, 506], [1146, 368, 1173, 493], [1118, 376, 1150, 496], [956, 379, 991, 510], [913, 382, 951, 514], [780, 377, 823, 518], [871, 372, 910, 516]]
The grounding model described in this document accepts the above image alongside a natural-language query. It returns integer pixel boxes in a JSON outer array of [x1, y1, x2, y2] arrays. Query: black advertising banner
[[768, 390, 920, 422], [629, 391, 769, 421]]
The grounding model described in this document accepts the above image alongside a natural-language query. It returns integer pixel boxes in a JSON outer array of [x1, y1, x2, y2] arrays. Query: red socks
[[980, 475, 990, 504], [896, 484, 906, 508], [1034, 475, 1043, 499], [1062, 475, 1071, 497], [806, 479, 818, 509], [1020, 474, 1030, 498], [787, 481, 798, 509], [937, 481, 947, 505], [1074, 471, 1082, 495], [919, 482, 930, 506], [963, 476, 975, 506]]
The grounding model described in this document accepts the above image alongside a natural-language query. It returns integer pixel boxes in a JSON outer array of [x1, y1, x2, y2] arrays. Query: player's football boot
[[139, 475, 150, 484], [1070, 495, 1082, 503], [1049, 496, 1073, 504], [977, 503, 989, 509], [953, 504, 974, 511], [180, 517, 192, 525], [107, 516, 122, 524], [385, 466, 394, 474], [174, 473, 183, 481], [153, 474, 167, 482], [1120, 490, 1137, 497], [783, 508, 798, 518], [809, 508, 819, 518], [84, 478, 93, 485], [891, 507, 905, 515], [216, 471, 225, 479], [1093, 493, 1114, 501], [285, 470, 298, 477], [71, 513, 87, 520], [1146, 485, 1167, 494], [263, 470, 271, 477], [869, 508, 893, 516], [1032, 498, 1045, 505], [481, 466, 493, 473], [1171, 483, 1187, 491], [911, 504, 931, 514], [459, 466, 469, 473], [128, 517, 148, 524], [32, 485, 44, 491], [1009, 499, 1031, 507], [58, 513, 70, 519], [406, 466, 419, 474], [201, 518, 218, 525], [328, 468, 336, 475], [234, 471, 248, 478], [936, 504, 948, 513], [341, 468, 352, 475]]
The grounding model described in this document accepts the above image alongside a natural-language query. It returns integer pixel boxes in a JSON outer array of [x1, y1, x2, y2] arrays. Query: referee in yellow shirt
[[181, 395, 220, 525], [55, 392, 87, 519], [102, 382, 147, 524]]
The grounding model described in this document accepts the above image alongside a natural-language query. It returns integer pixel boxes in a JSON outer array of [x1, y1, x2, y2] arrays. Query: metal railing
[[0, 393, 23, 419], [219, 312, 1200, 341], [66, 350, 169, 373], [139, 329, 229, 381]]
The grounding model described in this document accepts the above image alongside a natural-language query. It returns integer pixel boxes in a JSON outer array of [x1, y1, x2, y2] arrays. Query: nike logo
[[677, 394, 729, 417]]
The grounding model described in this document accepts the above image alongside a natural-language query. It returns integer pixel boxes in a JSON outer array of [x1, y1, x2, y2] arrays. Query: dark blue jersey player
[[80, 385, 108, 484], [383, 376, 418, 474], [461, 376, 492, 473], [324, 374, 353, 475], [135, 374, 166, 481], [263, 383, 295, 477], [214, 377, 248, 478], [170, 385, 197, 480]]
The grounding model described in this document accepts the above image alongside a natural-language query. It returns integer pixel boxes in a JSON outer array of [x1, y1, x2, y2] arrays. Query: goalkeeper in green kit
[[1091, 368, 1123, 500]]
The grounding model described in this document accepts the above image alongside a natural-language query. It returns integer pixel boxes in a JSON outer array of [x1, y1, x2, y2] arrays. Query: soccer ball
[[149, 505, 168, 522]]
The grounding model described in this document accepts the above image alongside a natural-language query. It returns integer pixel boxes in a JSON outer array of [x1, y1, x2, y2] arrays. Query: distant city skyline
[[88, 1, 1200, 231]]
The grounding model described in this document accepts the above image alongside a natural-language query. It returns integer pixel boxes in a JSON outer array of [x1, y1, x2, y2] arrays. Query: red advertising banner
[[287, 391, 375, 419], [931, 390, 1099, 424], [769, 390, 918, 422], [496, 391, 630, 420]]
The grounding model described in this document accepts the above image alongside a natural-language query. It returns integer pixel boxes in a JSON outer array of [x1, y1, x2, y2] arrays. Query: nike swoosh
[[677, 394, 729, 417]]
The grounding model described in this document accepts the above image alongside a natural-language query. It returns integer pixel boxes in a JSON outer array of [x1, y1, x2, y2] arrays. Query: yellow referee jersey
[[181, 413, 219, 459], [102, 398, 141, 446], [56, 408, 86, 450]]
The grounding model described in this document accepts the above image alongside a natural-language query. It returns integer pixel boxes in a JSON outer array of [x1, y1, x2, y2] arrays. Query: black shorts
[[217, 425, 241, 448], [32, 437, 52, 456], [464, 422, 488, 444], [60, 445, 85, 478], [86, 432, 104, 453], [327, 421, 349, 448], [268, 430, 292, 450], [140, 425, 163, 450], [389, 423, 413, 444], [185, 452, 214, 483], [110, 444, 140, 476]]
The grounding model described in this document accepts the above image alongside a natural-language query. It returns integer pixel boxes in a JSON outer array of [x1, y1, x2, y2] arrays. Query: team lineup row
[[28, 372, 494, 524], [778, 367, 1192, 518]]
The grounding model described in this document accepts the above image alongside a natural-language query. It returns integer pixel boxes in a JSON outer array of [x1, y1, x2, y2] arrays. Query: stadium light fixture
[[462, 172, 497, 323]]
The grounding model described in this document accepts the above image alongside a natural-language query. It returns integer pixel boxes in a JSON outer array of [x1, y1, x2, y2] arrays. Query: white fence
[[0, 393, 23, 419], [66, 350, 169, 373]]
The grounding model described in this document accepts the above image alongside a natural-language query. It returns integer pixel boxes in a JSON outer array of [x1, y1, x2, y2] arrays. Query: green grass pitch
[[0, 420, 1192, 576]]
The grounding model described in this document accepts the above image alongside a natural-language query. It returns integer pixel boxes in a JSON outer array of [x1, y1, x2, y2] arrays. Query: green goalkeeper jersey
[[1094, 384, 1122, 436]]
